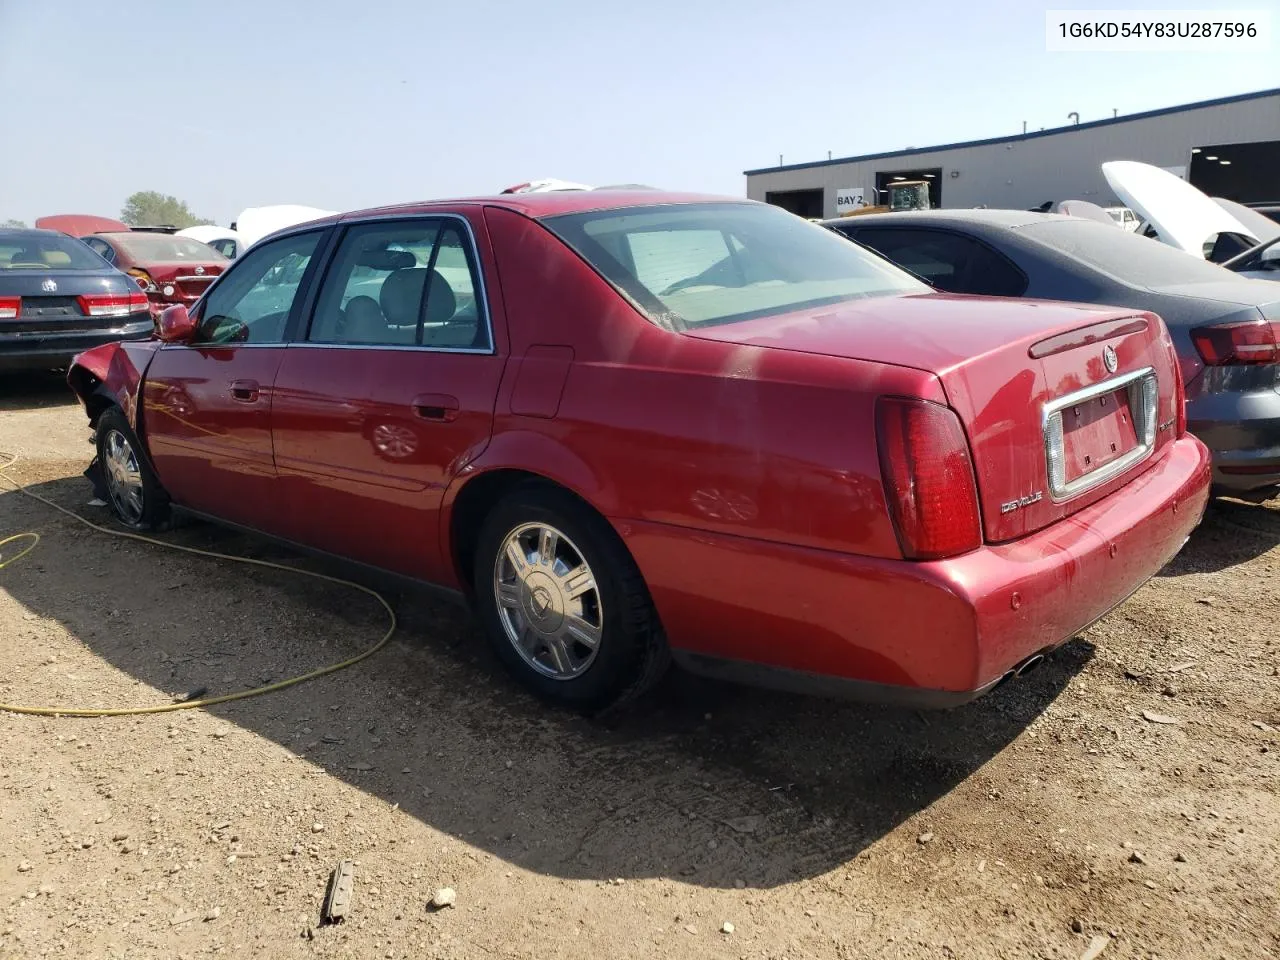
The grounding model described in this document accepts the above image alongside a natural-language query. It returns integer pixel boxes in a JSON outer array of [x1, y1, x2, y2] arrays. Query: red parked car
[[66, 192, 1211, 710], [78, 232, 227, 319]]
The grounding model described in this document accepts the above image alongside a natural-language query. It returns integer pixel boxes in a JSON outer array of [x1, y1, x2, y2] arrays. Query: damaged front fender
[[66, 340, 162, 431]]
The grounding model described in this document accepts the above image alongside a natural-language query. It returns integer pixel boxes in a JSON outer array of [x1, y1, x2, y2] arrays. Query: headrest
[[379, 268, 456, 327], [356, 248, 416, 271]]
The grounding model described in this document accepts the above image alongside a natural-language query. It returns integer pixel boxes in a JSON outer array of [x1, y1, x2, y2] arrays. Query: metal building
[[745, 88, 1280, 219]]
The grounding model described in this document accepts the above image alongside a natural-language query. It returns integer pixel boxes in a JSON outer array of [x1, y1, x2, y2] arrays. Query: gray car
[[825, 210, 1280, 501]]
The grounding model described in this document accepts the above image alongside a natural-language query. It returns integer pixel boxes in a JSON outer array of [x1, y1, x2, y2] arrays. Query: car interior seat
[[342, 296, 388, 343]]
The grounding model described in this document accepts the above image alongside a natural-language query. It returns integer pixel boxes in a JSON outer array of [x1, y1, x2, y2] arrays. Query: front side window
[[307, 218, 489, 350], [544, 202, 927, 330], [196, 231, 322, 345], [208, 238, 238, 259]]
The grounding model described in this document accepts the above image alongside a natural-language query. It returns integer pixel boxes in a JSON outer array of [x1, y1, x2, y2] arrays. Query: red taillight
[[876, 397, 983, 560], [77, 291, 150, 318], [1190, 320, 1280, 366], [0, 296, 19, 320], [127, 268, 157, 293]]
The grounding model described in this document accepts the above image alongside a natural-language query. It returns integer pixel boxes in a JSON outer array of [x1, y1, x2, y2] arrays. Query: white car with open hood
[[1102, 160, 1258, 262], [233, 205, 338, 252], [175, 225, 243, 259]]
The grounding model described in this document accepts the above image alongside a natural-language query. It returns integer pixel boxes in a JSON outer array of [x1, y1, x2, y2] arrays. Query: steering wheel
[[205, 313, 250, 344]]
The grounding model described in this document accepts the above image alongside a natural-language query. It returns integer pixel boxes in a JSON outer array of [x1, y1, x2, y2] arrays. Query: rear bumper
[[623, 434, 1211, 705], [0, 321, 153, 370], [1187, 388, 1280, 495]]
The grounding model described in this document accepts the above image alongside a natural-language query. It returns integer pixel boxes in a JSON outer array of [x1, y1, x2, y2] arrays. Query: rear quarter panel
[[470, 205, 937, 561]]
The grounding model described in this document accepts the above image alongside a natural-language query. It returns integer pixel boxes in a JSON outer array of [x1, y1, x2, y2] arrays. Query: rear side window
[[545, 202, 926, 330], [307, 218, 489, 350], [0, 233, 112, 270], [852, 228, 1027, 297]]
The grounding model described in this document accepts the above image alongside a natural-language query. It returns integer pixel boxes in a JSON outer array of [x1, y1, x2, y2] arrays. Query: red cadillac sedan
[[79, 232, 226, 319], [66, 192, 1211, 711]]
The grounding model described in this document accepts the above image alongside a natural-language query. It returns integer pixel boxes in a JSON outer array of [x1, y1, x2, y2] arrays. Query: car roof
[[823, 209, 1067, 230], [330, 190, 750, 225]]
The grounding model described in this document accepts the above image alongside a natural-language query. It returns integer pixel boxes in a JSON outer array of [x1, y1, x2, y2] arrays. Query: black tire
[[473, 482, 669, 712], [94, 407, 171, 531]]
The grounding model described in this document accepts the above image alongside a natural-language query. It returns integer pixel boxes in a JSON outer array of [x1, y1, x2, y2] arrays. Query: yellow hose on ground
[[0, 451, 396, 717]]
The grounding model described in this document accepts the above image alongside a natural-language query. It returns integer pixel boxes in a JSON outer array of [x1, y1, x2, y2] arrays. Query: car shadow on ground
[[1158, 497, 1280, 577], [1, 474, 1090, 890], [0, 370, 77, 412]]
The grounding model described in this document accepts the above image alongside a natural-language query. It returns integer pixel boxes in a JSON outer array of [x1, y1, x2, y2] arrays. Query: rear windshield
[[1017, 218, 1238, 288], [0, 233, 110, 270], [109, 233, 227, 262], [544, 202, 927, 329]]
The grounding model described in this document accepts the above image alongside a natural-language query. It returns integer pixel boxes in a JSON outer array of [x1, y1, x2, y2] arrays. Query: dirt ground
[[0, 370, 1277, 960]]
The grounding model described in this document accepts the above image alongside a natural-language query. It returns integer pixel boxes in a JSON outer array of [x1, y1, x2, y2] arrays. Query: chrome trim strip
[[173, 275, 216, 283], [284, 342, 494, 355], [159, 342, 282, 350], [1042, 366, 1157, 502]]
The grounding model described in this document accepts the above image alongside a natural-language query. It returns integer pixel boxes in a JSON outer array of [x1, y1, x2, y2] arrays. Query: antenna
[[1022, 121, 1027, 134], [1113, 108, 1118, 117]]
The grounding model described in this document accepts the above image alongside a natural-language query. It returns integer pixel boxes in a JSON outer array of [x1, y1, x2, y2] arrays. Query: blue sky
[[0, 0, 1275, 226]]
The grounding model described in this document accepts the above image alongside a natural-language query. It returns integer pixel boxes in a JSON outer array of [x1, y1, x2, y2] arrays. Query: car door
[[141, 229, 327, 531], [848, 227, 1028, 297], [270, 213, 505, 582]]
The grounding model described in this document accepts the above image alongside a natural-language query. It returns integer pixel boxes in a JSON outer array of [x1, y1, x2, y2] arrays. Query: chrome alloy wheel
[[103, 428, 144, 525], [493, 522, 604, 680]]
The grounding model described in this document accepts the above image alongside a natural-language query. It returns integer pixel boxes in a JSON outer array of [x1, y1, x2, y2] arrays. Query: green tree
[[120, 192, 212, 229], [2, 218, 26, 228]]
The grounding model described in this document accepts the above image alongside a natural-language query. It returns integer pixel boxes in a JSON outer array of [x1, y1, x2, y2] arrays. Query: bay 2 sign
[[835, 187, 865, 215]]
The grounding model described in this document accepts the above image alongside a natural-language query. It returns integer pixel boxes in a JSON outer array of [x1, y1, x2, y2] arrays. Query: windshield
[[1018, 217, 1240, 288], [109, 233, 227, 263], [544, 202, 927, 329], [0, 233, 111, 270], [1225, 235, 1280, 273]]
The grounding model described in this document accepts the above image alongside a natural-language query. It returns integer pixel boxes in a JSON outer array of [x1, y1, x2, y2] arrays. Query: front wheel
[[473, 484, 669, 711], [95, 407, 170, 531]]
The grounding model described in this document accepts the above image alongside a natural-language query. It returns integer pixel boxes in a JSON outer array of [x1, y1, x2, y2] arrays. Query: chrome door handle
[[413, 393, 459, 422], [230, 379, 260, 402]]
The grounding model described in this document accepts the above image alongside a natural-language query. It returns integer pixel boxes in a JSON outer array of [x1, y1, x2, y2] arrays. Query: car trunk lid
[[0, 271, 142, 333], [684, 293, 1183, 543]]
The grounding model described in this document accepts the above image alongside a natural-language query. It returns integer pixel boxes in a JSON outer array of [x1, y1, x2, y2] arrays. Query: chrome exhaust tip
[[1014, 654, 1045, 677]]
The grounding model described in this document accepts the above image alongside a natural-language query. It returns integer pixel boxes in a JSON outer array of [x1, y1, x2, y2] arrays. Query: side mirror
[[158, 304, 197, 343]]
